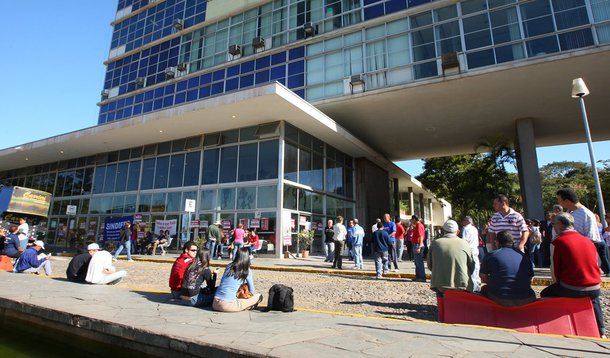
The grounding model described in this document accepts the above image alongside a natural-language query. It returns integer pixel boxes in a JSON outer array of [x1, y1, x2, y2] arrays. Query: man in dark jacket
[[66, 243, 98, 282], [371, 222, 392, 279]]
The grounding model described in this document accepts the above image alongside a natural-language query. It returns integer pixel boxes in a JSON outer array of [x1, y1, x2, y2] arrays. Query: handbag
[[237, 282, 253, 299]]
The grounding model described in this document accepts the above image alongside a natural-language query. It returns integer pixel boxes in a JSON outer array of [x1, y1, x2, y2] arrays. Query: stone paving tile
[[269, 341, 353, 358], [362, 337, 457, 357]]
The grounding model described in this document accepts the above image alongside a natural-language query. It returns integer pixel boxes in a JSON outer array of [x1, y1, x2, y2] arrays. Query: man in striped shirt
[[556, 188, 610, 277], [487, 195, 529, 252]]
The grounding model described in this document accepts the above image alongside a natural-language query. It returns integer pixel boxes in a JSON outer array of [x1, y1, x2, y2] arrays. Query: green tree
[[539, 161, 609, 213], [416, 154, 519, 226]]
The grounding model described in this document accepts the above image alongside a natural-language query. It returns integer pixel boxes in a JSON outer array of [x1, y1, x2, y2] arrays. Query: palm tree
[[474, 134, 515, 172]]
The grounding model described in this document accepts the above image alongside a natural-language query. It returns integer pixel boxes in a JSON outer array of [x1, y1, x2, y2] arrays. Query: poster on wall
[[260, 218, 269, 231], [154, 219, 177, 235], [200, 220, 209, 229], [250, 219, 260, 229], [282, 211, 292, 247], [240, 218, 249, 228], [103, 216, 134, 242]]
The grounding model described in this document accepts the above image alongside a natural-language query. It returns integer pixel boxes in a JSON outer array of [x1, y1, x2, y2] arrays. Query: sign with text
[[282, 211, 293, 247], [1, 186, 52, 217], [191, 220, 200, 228], [66, 205, 77, 215], [250, 219, 260, 229], [184, 199, 196, 212], [154, 219, 177, 235], [103, 216, 133, 242]]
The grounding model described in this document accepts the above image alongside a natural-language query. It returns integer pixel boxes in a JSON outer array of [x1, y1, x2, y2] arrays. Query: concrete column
[[515, 118, 544, 220], [419, 193, 425, 221], [428, 199, 434, 226], [408, 187, 414, 217], [393, 178, 400, 218]]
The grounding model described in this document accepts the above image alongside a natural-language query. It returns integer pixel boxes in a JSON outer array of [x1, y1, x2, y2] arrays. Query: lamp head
[[571, 78, 589, 98]]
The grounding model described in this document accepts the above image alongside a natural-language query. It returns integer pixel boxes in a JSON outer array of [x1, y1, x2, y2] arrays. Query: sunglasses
[[189, 249, 198, 252]]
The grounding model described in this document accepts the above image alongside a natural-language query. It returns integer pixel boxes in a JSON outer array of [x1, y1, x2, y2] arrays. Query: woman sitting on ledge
[[212, 247, 262, 312]]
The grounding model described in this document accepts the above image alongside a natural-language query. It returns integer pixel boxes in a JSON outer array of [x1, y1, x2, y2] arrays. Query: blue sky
[[1, 1, 609, 177]]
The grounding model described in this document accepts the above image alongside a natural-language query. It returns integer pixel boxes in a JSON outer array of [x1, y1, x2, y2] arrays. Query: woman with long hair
[[212, 247, 262, 312], [180, 248, 218, 307]]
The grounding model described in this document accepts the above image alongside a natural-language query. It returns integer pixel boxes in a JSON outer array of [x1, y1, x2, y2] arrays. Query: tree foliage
[[540, 161, 610, 213], [416, 154, 520, 226]]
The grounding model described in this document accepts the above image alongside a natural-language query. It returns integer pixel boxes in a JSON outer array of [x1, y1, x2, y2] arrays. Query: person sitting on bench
[[479, 231, 536, 307]]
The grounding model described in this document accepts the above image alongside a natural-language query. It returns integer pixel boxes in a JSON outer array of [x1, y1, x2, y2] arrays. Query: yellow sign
[[7, 187, 52, 217]]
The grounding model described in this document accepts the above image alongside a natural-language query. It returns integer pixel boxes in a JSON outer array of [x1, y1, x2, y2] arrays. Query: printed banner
[[154, 219, 177, 235], [103, 216, 133, 242]]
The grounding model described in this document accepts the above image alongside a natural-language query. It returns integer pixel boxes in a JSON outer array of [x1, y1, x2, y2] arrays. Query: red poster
[[260, 218, 269, 231]]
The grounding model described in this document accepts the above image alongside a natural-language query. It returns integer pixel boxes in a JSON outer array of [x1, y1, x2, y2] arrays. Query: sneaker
[[108, 277, 123, 285], [217, 256, 222, 260], [353, 266, 359, 269], [112, 258, 117, 262], [127, 259, 134, 262], [394, 269, 400, 272], [376, 275, 382, 279]]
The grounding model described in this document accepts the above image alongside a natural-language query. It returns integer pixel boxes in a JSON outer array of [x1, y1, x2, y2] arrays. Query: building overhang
[[0, 83, 442, 205], [315, 46, 610, 160]]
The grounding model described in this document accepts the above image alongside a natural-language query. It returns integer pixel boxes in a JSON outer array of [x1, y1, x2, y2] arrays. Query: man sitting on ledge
[[541, 212, 606, 338], [86, 241, 127, 285], [14, 240, 52, 275], [479, 231, 536, 306], [428, 219, 475, 295]]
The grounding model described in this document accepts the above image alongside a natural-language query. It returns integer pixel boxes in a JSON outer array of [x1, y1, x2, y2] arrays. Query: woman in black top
[[180, 248, 218, 307], [324, 219, 335, 263]]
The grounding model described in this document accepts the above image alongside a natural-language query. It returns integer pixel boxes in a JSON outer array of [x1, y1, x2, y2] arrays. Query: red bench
[[437, 290, 599, 338], [0, 255, 14, 272]]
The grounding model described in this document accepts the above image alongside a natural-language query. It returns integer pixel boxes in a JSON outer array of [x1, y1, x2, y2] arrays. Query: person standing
[[371, 222, 392, 279], [556, 188, 610, 277], [541, 212, 605, 337], [383, 213, 398, 272], [540, 211, 554, 267], [14, 240, 52, 275], [324, 220, 335, 263], [352, 218, 365, 270], [411, 215, 426, 282], [405, 223, 414, 261], [66, 243, 97, 283], [113, 222, 133, 262], [428, 220, 474, 295], [487, 195, 529, 252], [332, 216, 347, 269], [461, 216, 481, 292], [207, 221, 221, 260], [18, 218, 29, 249], [233, 223, 246, 253], [346, 219, 355, 261], [395, 217, 405, 262]]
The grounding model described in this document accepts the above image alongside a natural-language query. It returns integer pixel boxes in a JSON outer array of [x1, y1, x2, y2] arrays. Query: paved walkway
[[1, 271, 609, 357]]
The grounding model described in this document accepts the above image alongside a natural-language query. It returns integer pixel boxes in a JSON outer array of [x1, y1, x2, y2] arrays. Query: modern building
[[2, 0, 609, 254]]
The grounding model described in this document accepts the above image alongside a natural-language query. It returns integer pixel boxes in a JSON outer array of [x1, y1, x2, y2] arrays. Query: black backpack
[[264, 284, 294, 312]]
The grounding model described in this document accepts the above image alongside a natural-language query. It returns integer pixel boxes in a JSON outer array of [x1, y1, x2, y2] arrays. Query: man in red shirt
[[411, 215, 426, 282], [395, 217, 406, 262], [169, 241, 197, 299], [541, 212, 605, 337]]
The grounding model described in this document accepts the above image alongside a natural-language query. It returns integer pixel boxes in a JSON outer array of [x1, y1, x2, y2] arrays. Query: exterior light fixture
[[571, 78, 606, 228]]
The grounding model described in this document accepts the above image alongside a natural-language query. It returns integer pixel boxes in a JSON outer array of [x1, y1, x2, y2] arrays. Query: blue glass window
[[227, 65, 240, 77], [226, 78, 239, 91], [558, 29, 593, 50], [271, 52, 287, 65], [241, 60, 255, 73], [174, 92, 186, 104], [211, 82, 224, 95], [289, 47, 305, 60], [526, 35, 560, 57], [270, 66, 286, 80], [255, 56, 271, 70], [202, 149, 220, 185], [240, 74, 254, 88], [255, 70, 270, 84], [467, 49, 496, 69], [199, 86, 211, 98], [187, 89, 198, 101]]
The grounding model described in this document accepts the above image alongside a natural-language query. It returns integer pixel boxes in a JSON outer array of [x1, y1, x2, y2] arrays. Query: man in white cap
[[14, 240, 52, 275], [427, 220, 474, 295], [66, 243, 98, 283], [86, 241, 127, 285]]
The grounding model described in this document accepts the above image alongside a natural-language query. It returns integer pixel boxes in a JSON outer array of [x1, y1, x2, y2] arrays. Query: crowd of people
[[1, 186, 609, 331], [426, 188, 608, 338]]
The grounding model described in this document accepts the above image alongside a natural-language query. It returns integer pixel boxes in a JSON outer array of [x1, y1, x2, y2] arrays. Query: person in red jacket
[[169, 241, 198, 299], [541, 212, 605, 337]]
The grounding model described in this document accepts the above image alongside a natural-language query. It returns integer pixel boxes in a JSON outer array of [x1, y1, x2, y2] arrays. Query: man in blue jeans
[[411, 215, 426, 282], [371, 222, 392, 279], [113, 222, 133, 262]]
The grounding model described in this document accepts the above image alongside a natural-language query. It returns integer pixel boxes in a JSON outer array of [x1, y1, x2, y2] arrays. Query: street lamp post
[[571, 78, 606, 229]]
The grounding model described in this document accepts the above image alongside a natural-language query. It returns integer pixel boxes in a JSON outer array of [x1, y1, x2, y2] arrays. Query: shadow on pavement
[[342, 300, 437, 321]]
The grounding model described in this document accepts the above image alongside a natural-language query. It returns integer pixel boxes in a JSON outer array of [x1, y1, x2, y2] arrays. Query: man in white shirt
[[18, 218, 29, 249], [332, 216, 347, 270], [557, 188, 610, 277], [86, 241, 128, 285], [462, 216, 480, 292]]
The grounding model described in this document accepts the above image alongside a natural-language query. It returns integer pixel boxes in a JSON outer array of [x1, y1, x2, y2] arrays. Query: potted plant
[[297, 229, 316, 258]]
